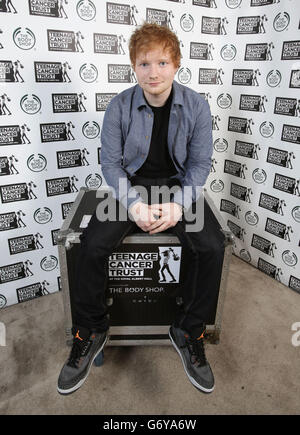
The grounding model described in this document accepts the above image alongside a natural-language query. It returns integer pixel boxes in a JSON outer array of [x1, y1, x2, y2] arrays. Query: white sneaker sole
[[57, 335, 108, 395], [169, 329, 214, 393]]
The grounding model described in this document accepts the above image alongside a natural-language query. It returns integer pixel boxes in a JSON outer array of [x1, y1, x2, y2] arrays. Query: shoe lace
[[68, 338, 90, 368], [186, 336, 207, 367]]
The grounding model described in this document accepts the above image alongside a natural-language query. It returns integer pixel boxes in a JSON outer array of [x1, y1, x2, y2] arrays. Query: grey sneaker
[[57, 325, 108, 395], [169, 324, 214, 393]]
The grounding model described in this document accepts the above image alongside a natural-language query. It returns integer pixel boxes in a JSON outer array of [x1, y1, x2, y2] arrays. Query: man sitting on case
[[57, 23, 225, 395]]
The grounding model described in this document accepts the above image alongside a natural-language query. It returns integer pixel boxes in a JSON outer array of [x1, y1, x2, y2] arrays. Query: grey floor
[[0, 255, 299, 415]]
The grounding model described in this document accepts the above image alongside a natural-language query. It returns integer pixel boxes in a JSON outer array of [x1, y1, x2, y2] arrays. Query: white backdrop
[[0, 0, 299, 308]]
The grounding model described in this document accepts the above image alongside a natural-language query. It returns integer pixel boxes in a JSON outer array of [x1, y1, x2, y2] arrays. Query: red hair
[[129, 22, 181, 68]]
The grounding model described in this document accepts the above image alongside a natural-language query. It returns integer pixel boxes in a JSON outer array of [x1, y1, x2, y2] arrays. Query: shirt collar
[[134, 80, 183, 110]]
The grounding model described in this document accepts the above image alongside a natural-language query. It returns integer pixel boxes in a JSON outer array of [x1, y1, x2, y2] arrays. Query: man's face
[[133, 45, 178, 104]]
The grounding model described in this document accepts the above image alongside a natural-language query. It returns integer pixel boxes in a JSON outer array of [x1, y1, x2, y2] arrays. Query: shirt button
[[145, 135, 149, 139], [148, 114, 151, 118]]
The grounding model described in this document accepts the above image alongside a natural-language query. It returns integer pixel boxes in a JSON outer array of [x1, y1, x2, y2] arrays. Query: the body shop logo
[[20, 95, 41, 114], [82, 121, 100, 139], [210, 179, 224, 193], [225, 0, 242, 8], [76, 0, 96, 21], [40, 255, 58, 271], [291, 206, 300, 223], [13, 28, 35, 50], [282, 251, 297, 267], [27, 154, 47, 172], [259, 121, 274, 138], [180, 14, 194, 32], [245, 211, 259, 226], [34, 207, 52, 224], [85, 173, 102, 189], [220, 44, 236, 61], [252, 168, 267, 184], [79, 63, 98, 83], [177, 67, 191, 84], [217, 93, 232, 109], [213, 138, 228, 152], [273, 12, 290, 32], [266, 70, 281, 87]]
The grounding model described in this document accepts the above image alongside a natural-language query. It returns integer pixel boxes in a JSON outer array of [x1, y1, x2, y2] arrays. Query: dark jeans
[[73, 177, 225, 335]]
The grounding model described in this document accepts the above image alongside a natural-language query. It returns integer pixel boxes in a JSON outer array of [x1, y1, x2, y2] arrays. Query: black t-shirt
[[135, 90, 177, 178]]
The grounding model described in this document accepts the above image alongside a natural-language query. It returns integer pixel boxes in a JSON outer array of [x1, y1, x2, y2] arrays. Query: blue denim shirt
[[100, 80, 213, 210]]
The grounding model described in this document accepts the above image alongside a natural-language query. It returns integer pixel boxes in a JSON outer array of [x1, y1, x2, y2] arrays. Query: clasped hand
[[129, 202, 183, 235]]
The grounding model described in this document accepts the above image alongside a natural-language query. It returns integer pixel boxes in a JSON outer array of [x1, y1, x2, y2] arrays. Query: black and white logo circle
[[266, 70, 281, 87], [34, 207, 53, 224], [214, 138, 228, 152], [217, 93, 232, 109], [40, 255, 58, 271], [178, 67, 191, 84], [85, 173, 102, 189], [259, 121, 274, 138], [245, 211, 259, 226], [273, 12, 290, 32], [13, 27, 36, 50], [180, 14, 194, 32], [252, 168, 267, 184], [82, 121, 100, 139], [27, 154, 47, 172], [225, 0, 242, 8], [220, 44, 236, 61], [210, 179, 224, 193], [76, 0, 96, 21], [20, 94, 41, 114], [282, 250, 297, 267], [291, 206, 300, 223], [79, 63, 98, 83]]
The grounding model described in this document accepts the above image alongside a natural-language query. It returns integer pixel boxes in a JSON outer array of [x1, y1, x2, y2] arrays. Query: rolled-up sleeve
[[173, 99, 213, 210], [100, 99, 142, 210]]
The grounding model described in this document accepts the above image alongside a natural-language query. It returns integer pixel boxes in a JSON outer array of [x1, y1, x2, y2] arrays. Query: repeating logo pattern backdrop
[[0, 0, 299, 308]]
